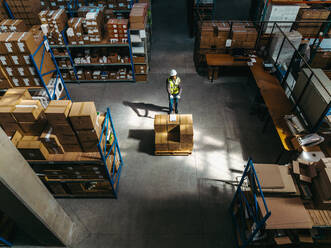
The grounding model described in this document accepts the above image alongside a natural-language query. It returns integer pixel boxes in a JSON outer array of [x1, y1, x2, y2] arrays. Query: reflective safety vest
[[168, 77, 180, 95]]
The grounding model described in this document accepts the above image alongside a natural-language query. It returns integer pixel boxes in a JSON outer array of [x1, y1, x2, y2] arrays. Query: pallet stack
[[154, 114, 193, 155]]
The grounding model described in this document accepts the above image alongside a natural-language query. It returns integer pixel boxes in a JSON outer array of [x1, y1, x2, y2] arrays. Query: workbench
[[206, 54, 249, 82], [250, 58, 295, 153]]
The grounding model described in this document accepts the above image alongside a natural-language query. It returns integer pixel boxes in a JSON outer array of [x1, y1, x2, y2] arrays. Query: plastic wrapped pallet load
[[269, 30, 302, 65]]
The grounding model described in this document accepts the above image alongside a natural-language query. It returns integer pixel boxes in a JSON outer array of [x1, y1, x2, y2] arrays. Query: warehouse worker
[[167, 69, 182, 114]]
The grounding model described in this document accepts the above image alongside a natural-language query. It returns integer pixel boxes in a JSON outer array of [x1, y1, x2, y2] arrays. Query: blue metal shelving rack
[[60, 29, 79, 81], [3, 0, 14, 19], [229, 159, 271, 248], [97, 108, 124, 198], [30, 36, 71, 100], [0, 236, 12, 247]]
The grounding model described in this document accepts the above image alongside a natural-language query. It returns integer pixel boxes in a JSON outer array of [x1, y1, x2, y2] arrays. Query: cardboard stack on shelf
[[66, 17, 85, 45], [44, 100, 81, 153], [40, 0, 67, 10], [107, 19, 128, 44], [154, 114, 193, 155], [295, 8, 330, 37], [38, 9, 68, 45], [0, 97, 104, 157], [0, 31, 55, 88], [69, 102, 100, 152], [0, 89, 33, 136], [129, 3, 148, 30], [0, 20, 28, 33], [5, 0, 41, 26], [85, 9, 103, 44]]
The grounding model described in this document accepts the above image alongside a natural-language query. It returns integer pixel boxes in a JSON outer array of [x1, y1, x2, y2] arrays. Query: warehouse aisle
[[56, 1, 281, 248]]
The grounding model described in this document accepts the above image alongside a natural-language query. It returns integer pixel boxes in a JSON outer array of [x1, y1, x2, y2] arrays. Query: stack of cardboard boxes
[[295, 8, 330, 37], [0, 20, 28, 33], [0, 89, 32, 136], [129, 3, 148, 30], [231, 22, 258, 49], [154, 114, 193, 154], [0, 31, 55, 88], [199, 21, 257, 49], [38, 9, 68, 45], [107, 19, 128, 43], [69, 102, 100, 152], [6, 0, 41, 26], [84, 8, 104, 44], [44, 100, 81, 153], [0, 93, 104, 159], [200, 21, 230, 49], [66, 17, 85, 45]]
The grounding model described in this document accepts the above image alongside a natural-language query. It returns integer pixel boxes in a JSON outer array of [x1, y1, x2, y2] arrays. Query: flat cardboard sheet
[[258, 197, 313, 229], [262, 166, 297, 194], [254, 164, 284, 189]]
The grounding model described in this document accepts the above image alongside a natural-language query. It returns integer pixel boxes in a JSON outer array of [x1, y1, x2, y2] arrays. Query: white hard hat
[[170, 69, 177, 77]]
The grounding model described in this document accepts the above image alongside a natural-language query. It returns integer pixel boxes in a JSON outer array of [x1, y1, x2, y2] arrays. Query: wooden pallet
[[305, 203, 331, 227], [155, 150, 192, 156]]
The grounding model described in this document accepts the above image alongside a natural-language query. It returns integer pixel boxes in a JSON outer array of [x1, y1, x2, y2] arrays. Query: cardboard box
[[45, 100, 72, 125], [17, 140, 49, 160], [69, 102, 97, 130], [40, 126, 64, 154], [56, 133, 79, 145], [12, 99, 44, 122], [292, 160, 317, 183], [155, 132, 168, 151], [180, 124, 193, 144], [0, 88, 32, 106], [1, 122, 22, 136], [81, 141, 99, 152], [167, 114, 180, 131], [154, 115, 167, 132], [11, 130, 23, 146], [0, 106, 16, 123], [61, 143, 82, 152], [76, 128, 100, 143], [19, 117, 47, 136]]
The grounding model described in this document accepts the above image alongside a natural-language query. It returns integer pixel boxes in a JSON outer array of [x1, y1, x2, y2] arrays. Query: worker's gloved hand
[[176, 95, 181, 99], [170, 95, 174, 99]]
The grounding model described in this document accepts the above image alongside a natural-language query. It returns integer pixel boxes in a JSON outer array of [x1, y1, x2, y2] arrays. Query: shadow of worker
[[123, 101, 169, 118]]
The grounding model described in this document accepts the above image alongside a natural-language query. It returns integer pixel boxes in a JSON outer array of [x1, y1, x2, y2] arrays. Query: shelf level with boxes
[[28, 107, 124, 198], [47, 8, 137, 83], [1, 94, 125, 198], [0, 27, 71, 101]]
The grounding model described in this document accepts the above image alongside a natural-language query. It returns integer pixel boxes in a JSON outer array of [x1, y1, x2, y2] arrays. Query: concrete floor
[[14, 0, 283, 247]]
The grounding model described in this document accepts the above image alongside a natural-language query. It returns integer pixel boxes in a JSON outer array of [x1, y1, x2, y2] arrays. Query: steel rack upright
[[29, 36, 71, 101], [229, 159, 271, 248]]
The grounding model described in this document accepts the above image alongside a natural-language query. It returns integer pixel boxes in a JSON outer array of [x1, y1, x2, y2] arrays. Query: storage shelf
[[68, 43, 129, 48], [134, 62, 147, 65], [50, 44, 66, 48], [54, 55, 70, 58], [65, 79, 135, 83], [73, 63, 131, 67], [113, 9, 131, 13], [59, 67, 73, 70]]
